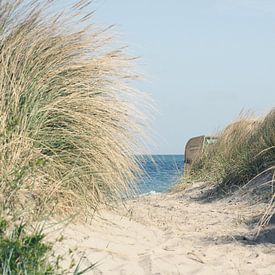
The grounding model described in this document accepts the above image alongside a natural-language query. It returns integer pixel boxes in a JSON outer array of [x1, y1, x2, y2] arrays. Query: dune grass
[[185, 109, 275, 228], [0, 0, 151, 272], [189, 109, 274, 191], [0, 0, 150, 219]]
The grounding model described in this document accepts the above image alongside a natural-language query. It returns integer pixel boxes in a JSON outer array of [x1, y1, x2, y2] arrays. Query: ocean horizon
[[135, 154, 184, 194]]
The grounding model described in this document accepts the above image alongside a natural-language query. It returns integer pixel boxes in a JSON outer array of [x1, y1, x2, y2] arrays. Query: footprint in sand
[[139, 254, 152, 275]]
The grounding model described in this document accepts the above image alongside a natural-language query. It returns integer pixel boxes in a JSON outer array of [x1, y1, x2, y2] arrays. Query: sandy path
[[49, 183, 275, 274]]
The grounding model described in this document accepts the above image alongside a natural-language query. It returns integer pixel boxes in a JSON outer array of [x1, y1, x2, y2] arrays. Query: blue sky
[[86, 1, 274, 154]]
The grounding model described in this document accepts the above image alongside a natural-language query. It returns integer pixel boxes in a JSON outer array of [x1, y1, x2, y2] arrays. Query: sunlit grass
[[0, 0, 152, 272], [189, 109, 274, 190], [0, 0, 150, 218], [184, 109, 275, 229]]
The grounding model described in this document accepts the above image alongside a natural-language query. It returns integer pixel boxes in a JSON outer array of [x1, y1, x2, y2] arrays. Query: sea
[[135, 155, 184, 195]]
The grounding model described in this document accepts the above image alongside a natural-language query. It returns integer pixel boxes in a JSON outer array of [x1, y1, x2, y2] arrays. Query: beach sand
[[48, 182, 275, 274]]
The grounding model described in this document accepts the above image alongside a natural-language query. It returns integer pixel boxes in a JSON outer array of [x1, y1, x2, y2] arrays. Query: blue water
[[136, 155, 184, 194]]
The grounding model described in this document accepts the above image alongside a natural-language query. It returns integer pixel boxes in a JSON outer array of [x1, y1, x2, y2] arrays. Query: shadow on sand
[[203, 215, 275, 246], [188, 171, 273, 204]]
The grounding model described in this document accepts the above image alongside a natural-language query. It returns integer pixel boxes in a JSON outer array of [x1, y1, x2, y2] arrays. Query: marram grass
[[186, 109, 275, 228], [0, 0, 151, 218], [189, 109, 275, 191]]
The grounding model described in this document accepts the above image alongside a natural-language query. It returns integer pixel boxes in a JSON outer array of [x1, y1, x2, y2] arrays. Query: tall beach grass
[[186, 109, 275, 228], [189, 109, 274, 190], [0, 0, 151, 218]]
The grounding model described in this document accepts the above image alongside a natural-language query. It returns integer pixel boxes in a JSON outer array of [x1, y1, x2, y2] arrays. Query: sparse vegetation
[[0, 215, 57, 274]]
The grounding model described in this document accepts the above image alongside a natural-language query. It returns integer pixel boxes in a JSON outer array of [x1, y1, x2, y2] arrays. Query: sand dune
[[49, 183, 275, 274]]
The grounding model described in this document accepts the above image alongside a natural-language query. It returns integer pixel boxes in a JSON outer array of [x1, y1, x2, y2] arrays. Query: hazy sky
[[91, 1, 274, 154]]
